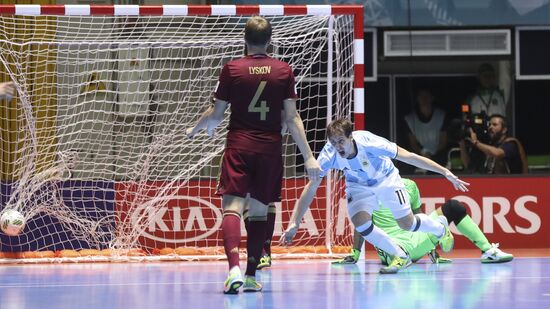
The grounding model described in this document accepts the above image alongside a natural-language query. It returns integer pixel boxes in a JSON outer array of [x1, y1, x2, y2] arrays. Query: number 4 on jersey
[[248, 81, 270, 120]]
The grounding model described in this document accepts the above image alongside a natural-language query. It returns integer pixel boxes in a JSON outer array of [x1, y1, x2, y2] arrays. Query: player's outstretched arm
[[186, 99, 228, 138], [283, 99, 321, 180], [280, 178, 322, 245], [396, 146, 470, 192]]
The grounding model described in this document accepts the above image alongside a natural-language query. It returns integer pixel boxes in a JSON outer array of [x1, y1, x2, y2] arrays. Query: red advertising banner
[[412, 177, 550, 249], [115, 177, 550, 251], [115, 179, 337, 250]]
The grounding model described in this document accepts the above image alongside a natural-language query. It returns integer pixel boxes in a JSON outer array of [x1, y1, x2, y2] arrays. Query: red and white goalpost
[[0, 4, 363, 262]]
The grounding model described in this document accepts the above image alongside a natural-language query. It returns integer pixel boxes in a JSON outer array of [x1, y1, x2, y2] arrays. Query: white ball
[[1, 209, 26, 236]]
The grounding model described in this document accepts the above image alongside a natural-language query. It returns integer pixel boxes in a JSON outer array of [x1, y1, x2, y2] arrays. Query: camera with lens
[[448, 105, 489, 144]]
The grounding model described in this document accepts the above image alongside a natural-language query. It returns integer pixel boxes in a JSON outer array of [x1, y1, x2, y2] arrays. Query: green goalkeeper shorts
[[376, 212, 440, 263]]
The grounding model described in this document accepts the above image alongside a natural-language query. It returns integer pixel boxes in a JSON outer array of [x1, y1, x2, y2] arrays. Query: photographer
[[459, 114, 527, 174]]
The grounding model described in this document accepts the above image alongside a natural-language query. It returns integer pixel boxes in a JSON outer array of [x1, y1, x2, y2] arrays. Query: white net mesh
[[0, 13, 355, 260]]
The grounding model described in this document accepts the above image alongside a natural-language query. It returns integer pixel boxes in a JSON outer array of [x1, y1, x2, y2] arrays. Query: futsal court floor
[[0, 249, 549, 309]]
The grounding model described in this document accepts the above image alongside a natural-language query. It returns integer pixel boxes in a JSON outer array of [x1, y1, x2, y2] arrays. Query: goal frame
[[0, 4, 364, 261], [0, 4, 365, 126]]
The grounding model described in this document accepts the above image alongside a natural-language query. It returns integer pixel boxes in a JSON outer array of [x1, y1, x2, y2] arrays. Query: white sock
[[410, 213, 445, 238], [356, 221, 407, 259]]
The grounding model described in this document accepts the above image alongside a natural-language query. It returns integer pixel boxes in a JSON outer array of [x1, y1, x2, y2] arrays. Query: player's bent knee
[[350, 211, 372, 227], [441, 199, 467, 224], [396, 213, 416, 231], [355, 221, 374, 237]]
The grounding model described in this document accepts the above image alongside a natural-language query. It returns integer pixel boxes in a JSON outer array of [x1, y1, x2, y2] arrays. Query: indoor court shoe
[[379, 255, 412, 274], [437, 215, 454, 253], [257, 255, 272, 270], [332, 248, 360, 265], [242, 276, 263, 292], [428, 250, 452, 264], [481, 243, 514, 263], [223, 266, 243, 294]]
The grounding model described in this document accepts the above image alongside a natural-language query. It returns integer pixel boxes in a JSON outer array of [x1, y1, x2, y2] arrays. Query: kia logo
[[130, 195, 222, 243]]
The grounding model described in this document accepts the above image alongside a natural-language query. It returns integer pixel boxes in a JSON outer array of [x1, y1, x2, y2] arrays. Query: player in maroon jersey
[[186, 16, 321, 294]]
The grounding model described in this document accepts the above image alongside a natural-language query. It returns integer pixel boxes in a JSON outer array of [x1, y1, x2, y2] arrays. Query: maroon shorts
[[216, 148, 283, 205]]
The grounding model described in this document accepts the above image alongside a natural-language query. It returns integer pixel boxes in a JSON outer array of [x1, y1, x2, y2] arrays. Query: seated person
[[404, 88, 448, 167]]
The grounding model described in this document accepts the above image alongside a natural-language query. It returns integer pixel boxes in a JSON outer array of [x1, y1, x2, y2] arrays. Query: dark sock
[[244, 217, 250, 236], [245, 219, 267, 277], [222, 213, 241, 270], [263, 212, 276, 256]]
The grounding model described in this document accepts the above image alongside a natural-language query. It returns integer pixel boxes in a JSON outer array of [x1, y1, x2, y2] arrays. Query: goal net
[[0, 5, 362, 261]]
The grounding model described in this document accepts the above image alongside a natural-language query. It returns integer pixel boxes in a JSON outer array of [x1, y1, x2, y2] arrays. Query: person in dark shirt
[[459, 114, 527, 174], [186, 16, 320, 294]]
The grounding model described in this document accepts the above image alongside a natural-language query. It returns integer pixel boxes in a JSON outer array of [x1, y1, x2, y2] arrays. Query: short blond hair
[[245, 16, 272, 46]]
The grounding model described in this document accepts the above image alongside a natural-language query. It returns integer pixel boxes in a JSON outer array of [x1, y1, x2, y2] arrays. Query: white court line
[[1, 276, 550, 289]]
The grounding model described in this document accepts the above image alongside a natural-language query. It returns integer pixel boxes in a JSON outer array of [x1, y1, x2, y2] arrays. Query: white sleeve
[[317, 144, 337, 178], [363, 132, 398, 159]]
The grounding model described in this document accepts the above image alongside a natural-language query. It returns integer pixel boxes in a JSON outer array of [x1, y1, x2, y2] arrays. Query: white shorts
[[346, 172, 411, 220]]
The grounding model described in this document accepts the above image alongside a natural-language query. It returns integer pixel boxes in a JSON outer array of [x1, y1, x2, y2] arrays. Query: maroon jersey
[[215, 54, 298, 155]]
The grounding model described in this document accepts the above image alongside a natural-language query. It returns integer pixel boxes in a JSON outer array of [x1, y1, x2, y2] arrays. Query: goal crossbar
[[0, 4, 364, 262]]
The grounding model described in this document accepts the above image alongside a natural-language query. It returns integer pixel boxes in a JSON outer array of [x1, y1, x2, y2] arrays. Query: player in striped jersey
[[281, 119, 469, 274]]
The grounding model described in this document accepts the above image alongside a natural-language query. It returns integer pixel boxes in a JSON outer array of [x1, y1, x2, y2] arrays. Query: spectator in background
[[404, 88, 448, 167], [459, 114, 527, 174], [468, 63, 506, 117]]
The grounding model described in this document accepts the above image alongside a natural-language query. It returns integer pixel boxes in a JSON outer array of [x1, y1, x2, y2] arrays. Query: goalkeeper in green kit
[[333, 178, 513, 265]]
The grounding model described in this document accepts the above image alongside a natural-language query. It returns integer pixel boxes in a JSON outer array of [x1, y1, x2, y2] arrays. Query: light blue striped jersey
[[317, 131, 398, 186]]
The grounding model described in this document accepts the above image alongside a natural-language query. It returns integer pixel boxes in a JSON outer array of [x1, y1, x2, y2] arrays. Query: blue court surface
[[0, 256, 549, 309]]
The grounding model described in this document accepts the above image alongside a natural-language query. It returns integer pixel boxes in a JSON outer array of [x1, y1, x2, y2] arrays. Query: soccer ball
[[0, 209, 26, 236]]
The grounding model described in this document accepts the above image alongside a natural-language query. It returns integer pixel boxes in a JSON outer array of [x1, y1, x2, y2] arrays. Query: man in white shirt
[[468, 63, 506, 117]]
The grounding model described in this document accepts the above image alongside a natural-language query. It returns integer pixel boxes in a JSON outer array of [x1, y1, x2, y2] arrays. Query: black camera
[[448, 106, 489, 144], [463, 111, 489, 143]]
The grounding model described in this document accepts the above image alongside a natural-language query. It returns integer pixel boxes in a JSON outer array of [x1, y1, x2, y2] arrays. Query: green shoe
[[223, 266, 243, 294], [437, 216, 454, 253], [481, 243, 514, 263], [428, 250, 452, 264], [379, 255, 412, 274], [375, 247, 393, 266], [242, 276, 263, 292], [332, 249, 360, 265], [257, 255, 272, 270]]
